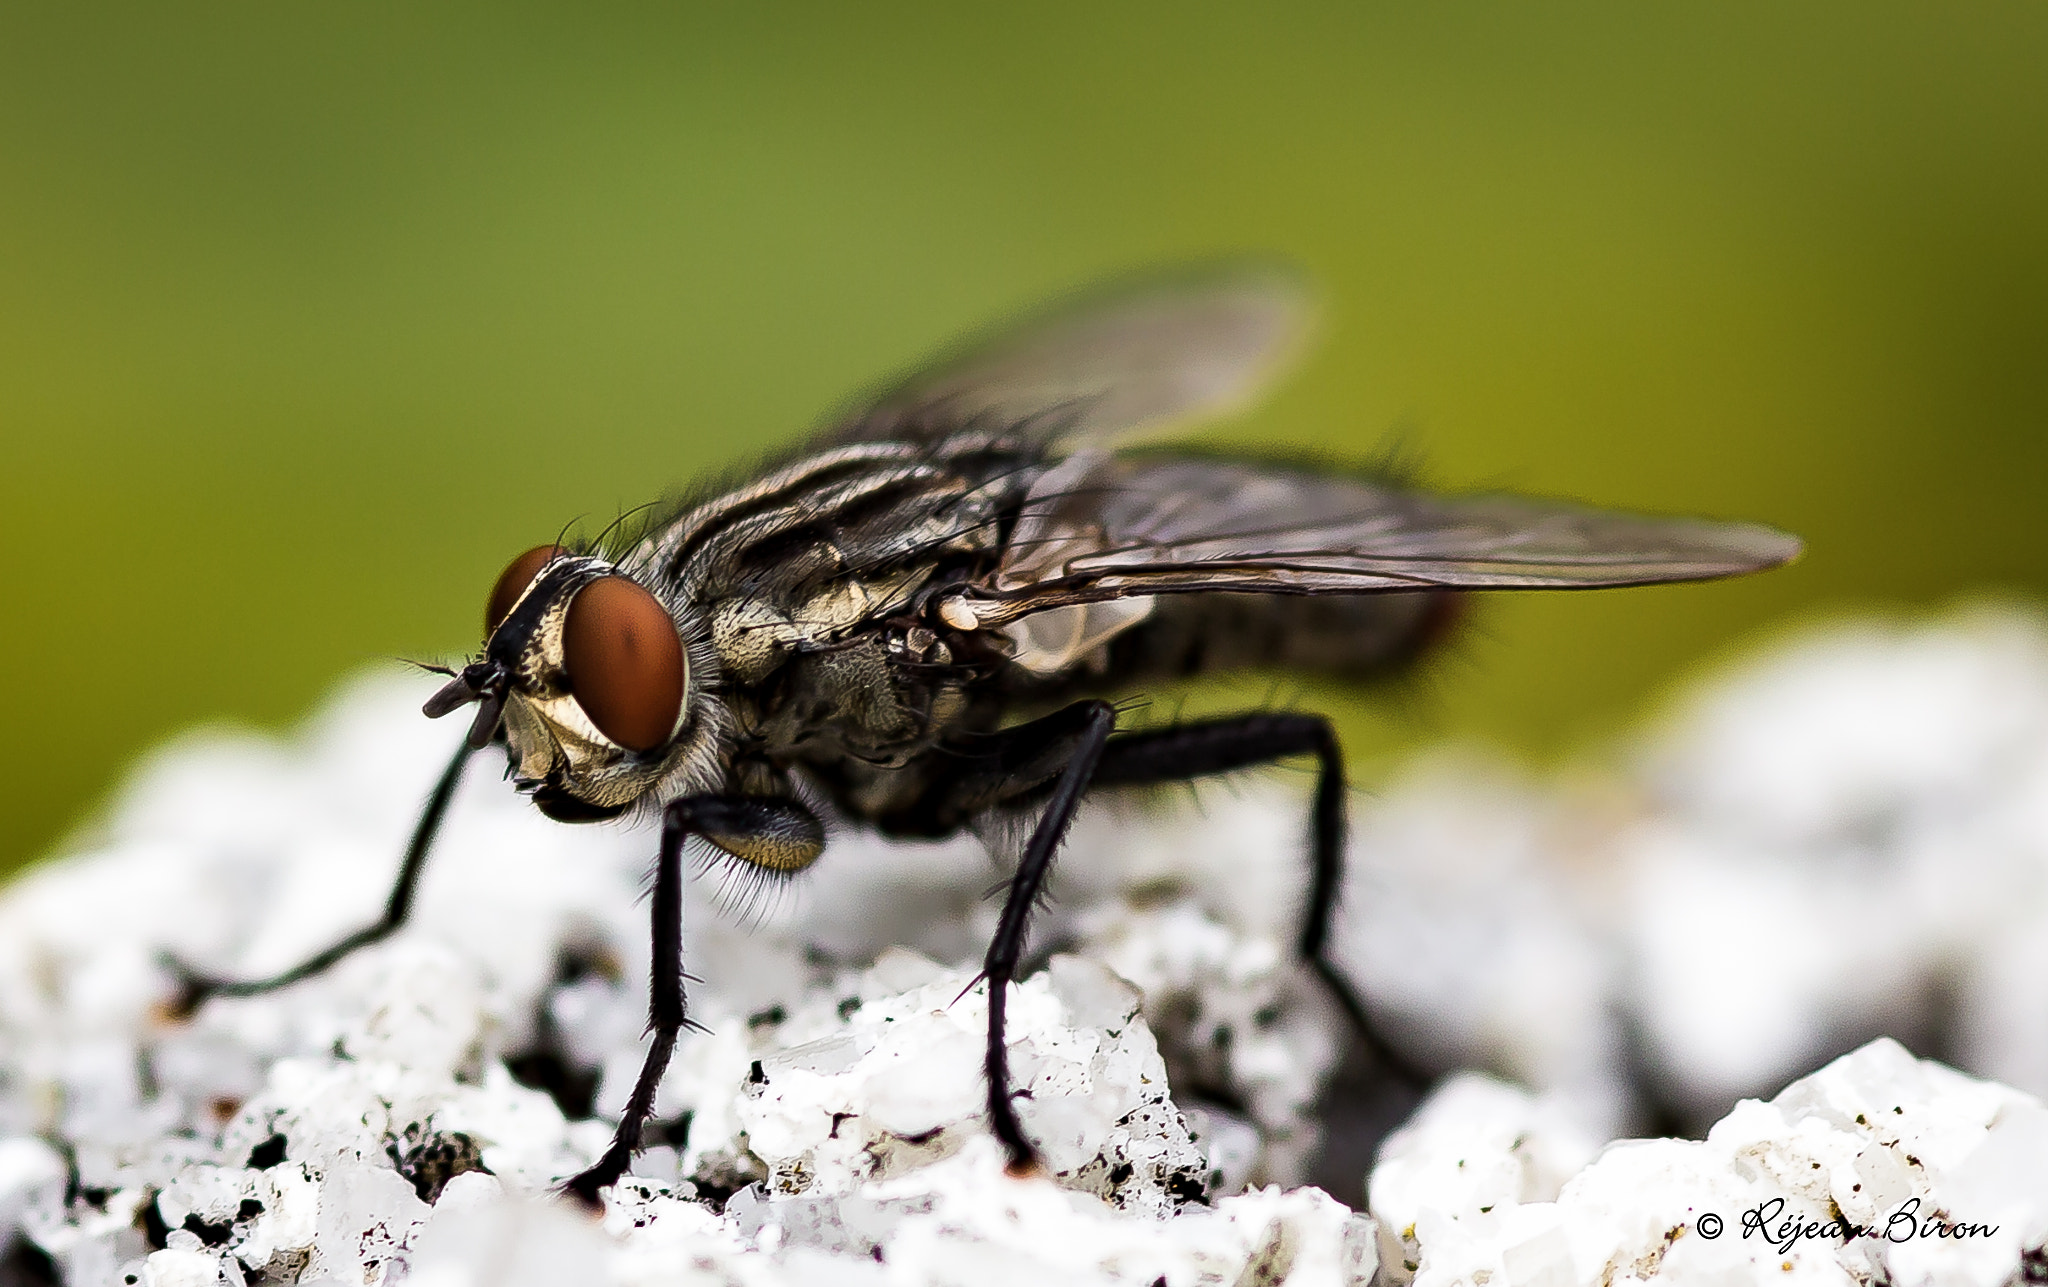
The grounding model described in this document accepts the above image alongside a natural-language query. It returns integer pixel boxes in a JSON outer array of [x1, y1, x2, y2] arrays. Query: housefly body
[[169, 264, 1800, 1205]]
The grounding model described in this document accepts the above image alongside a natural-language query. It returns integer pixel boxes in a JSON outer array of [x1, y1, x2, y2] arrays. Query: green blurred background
[[4, 2, 2045, 877]]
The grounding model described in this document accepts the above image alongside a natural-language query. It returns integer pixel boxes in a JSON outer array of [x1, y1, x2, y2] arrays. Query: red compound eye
[[486, 545, 568, 634], [562, 576, 685, 752]]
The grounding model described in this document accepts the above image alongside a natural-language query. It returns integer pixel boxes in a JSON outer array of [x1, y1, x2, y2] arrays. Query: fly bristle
[[689, 844, 807, 930]]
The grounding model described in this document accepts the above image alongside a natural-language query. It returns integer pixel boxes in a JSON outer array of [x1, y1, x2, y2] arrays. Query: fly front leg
[[163, 735, 477, 1018], [1091, 712, 1427, 1088], [562, 794, 823, 1209]]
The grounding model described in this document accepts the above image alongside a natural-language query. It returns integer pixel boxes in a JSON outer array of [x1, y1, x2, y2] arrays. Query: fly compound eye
[[562, 576, 686, 752], [486, 545, 569, 634]]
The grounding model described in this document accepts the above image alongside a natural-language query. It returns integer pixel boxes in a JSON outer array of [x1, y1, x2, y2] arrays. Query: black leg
[[1092, 713, 1428, 1088], [165, 736, 476, 1017], [980, 699, 1121, 1174], [562, 794, 823, 1208]]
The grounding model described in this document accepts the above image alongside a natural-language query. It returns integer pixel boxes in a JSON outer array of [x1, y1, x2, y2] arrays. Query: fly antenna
[[396, 656, 459, 677]]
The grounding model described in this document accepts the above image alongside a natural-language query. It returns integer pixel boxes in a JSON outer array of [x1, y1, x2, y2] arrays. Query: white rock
[[408, 1190, 616, 1287], [1639, 608, 2048, 849], [14, 603, 2048, 1284], [0, 1137, 65, 1263], [1618, 607, 2048, 1116], [140, 1245, 224, 1287], [1619, 823, 1935, 1114], [1336, 750, 1628, 1139], [1374, 1039, 2048, 1286], [1369, 1073, 1603, 1268]]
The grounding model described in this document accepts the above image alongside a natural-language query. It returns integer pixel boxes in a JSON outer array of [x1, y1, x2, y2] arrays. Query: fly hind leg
[[162, 737, 475, 1017], [1090, 712, 1427, 1088]]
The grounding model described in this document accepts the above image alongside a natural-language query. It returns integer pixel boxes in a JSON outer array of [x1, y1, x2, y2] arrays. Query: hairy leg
[[973, 699, 1121, 1173], [562, 794, 823, 1208], [1092, 712, 1426, 1087]]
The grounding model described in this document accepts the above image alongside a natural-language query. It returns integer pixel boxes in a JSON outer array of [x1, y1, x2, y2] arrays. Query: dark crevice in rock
[[136, 1192, 170, 1251], [181, 1212, 234, 1247], [0, 1240, 59, 1287], [247, 1132, 289, 1169], [504, 947, 614, 1121]]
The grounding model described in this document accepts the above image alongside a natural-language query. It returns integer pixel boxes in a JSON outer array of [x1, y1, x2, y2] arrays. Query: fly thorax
[[711, 597, 799, 685], [711, 566, 934, 687]]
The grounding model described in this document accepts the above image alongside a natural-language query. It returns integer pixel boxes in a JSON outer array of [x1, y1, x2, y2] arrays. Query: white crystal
[[1372, 1039, 2048, 1286]]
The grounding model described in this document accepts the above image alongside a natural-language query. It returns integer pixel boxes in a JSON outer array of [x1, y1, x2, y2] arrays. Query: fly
[[167, 263, 1800, 1205]]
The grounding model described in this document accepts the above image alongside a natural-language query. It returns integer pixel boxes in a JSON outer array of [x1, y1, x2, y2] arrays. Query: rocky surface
[[5, 602, 2048, 1285], [1373, 1039, 2048, 1287]]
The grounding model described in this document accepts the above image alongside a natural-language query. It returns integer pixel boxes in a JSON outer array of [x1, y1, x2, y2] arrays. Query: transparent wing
[[958, 456, 1801, 626], [821, 262, 1313, 449]]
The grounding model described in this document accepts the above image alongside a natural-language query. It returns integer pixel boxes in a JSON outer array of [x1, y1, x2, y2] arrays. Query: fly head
[[423, 544, 693, 821]]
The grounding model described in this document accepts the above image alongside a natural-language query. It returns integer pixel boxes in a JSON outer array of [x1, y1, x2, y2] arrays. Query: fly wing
[[821, 262, 1313, 449], [959, 456, 1800, 628]]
